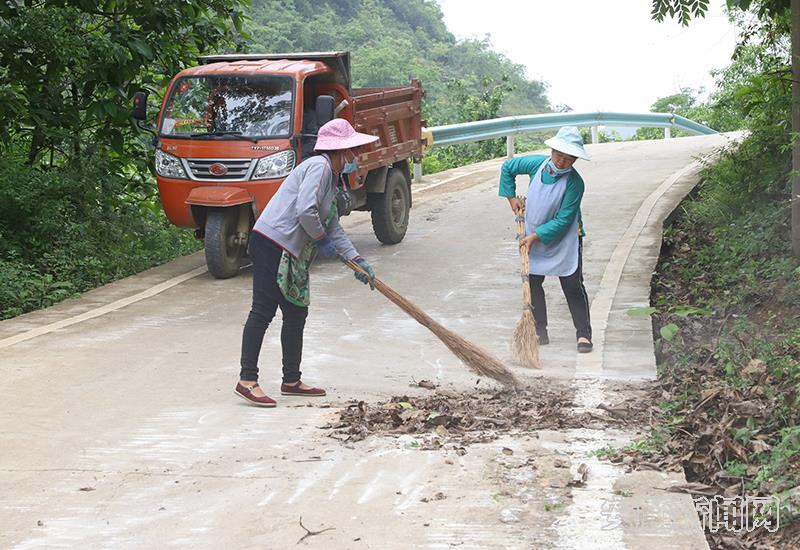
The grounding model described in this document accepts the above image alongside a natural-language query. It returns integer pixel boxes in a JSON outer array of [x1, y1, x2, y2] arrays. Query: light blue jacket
[[253, 154, 359, 261]]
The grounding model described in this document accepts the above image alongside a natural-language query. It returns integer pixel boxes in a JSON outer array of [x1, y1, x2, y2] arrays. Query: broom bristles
[[511, 308, 540, 369], [430, 320, 519, 387], [512, 198, 541, 369], [345, 261, 518, 387]]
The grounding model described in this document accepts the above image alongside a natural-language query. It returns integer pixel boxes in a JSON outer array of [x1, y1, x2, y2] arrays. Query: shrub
[[0, 159, 200, 319]]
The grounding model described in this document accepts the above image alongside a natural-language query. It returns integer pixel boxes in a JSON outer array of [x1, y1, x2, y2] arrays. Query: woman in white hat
[[235, 118, 378, 407], [499, 126, 593, 353]]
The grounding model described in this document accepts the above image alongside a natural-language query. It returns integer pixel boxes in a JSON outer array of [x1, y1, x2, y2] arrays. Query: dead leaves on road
[[324, 382, 645, 448]]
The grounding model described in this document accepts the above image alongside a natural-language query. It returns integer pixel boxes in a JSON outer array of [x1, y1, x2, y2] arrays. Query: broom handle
[[515, 197, 532, 308], [341, 258, 436, 329]]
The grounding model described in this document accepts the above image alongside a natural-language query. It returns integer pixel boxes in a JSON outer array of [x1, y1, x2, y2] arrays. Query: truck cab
[[133, 52, 424, 278]]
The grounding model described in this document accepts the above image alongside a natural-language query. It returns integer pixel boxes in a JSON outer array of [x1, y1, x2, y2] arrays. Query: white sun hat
[[544, 126, 590, 160]]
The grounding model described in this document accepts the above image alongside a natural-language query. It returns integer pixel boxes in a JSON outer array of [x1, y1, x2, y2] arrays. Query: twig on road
[[297, 516, 335, 544]]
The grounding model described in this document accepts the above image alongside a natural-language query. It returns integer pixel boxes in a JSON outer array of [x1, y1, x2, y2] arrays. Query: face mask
[[342, 153, 359, 174], [547, 158, 571, 177]]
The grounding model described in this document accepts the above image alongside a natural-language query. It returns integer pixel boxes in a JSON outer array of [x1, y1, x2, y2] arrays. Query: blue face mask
[[547, 159, 571, 177], [343, 154, 359, 174]]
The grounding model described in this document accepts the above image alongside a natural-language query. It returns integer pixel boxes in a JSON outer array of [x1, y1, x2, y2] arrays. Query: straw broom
[[511, 197, 541, 369], [342, 259, 519, 387]]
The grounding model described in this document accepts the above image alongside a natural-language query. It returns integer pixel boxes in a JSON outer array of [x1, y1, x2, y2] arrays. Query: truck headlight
[[253, 150, 295, 180], [155, 149, 187, 179]]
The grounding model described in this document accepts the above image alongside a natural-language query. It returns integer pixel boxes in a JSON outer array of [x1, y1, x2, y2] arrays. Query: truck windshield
[[159, 75, 294, 139]]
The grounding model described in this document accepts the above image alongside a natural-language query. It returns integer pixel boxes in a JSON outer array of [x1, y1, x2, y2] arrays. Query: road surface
[[0, 134, 735, 549]]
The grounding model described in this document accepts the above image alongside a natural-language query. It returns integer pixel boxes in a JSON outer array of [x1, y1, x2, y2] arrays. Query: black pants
[[239, 232, 308, 383], [528, 239, 592, 341]]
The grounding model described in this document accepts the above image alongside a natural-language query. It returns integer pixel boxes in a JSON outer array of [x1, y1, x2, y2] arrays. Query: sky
[[436, 0, 739, 113]]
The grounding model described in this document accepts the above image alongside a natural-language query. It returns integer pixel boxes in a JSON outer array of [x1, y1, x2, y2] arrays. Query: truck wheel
[[205, 207, 245, 279], [370, 168, 410, 244]]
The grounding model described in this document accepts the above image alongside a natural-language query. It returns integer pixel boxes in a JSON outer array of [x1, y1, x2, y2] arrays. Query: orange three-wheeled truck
[[132, 52, 425, 278]]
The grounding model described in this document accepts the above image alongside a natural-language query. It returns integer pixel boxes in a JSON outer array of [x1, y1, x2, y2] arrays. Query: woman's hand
[[353, 257, 375, 290], [519, 233, 539, 251], [508, 197, 523, 214]]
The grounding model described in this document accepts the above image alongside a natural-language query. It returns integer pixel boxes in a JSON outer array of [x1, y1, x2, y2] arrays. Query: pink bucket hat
[[314, 118, 379, 151]]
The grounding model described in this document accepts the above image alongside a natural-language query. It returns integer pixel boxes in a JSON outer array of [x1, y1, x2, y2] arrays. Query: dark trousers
[[239, 232, 308, 383], [528, 239, 592, 341]]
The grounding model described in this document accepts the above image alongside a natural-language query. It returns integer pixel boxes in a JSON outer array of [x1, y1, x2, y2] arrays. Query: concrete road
[[0, 134, 734, 549]]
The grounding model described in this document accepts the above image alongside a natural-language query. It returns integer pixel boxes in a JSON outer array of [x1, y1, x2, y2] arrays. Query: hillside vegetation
[[245, 0, 550, 123], [607, 4, 800, 547], [0, 0, 550, 320], [245, 0, 553, 171]]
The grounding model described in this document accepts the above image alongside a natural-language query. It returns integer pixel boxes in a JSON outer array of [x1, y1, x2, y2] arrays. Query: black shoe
[[537, 331, 549, 345], [577, 339, 593, 353]]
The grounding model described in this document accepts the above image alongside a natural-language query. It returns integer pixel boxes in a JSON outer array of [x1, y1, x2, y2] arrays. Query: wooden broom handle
[[344, 258, 366, 275], [341, 258, 434, 328], [515, 197, 532, 308]]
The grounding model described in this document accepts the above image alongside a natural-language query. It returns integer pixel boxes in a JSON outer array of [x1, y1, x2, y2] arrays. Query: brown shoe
[[234, 383, 277, 407], [280, 381, 326, 397]]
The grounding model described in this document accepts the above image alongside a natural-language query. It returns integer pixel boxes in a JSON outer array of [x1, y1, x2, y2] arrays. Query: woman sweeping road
[[499, 126, 594, 353], [235, 119, 378, 407]]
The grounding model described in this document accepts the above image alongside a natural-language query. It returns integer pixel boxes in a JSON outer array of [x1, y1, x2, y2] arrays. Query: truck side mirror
[[315, 95, 335, 127], [132, 91, 148, 121]]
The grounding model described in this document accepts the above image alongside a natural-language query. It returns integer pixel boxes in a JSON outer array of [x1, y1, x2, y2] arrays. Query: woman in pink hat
[[235, 119, 378, 407]]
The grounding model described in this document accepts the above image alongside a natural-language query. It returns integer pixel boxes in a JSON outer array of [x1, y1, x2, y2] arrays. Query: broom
[[511, 197, 541, 369], [342, 259, 519, 387]]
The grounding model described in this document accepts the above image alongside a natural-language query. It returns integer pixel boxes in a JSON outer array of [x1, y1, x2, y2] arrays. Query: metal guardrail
[[428, 111, 717, 147], [413, 111, 717, 181]]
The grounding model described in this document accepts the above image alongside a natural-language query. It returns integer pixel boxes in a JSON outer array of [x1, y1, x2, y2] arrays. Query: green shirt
[[498, 154, 585, 245]]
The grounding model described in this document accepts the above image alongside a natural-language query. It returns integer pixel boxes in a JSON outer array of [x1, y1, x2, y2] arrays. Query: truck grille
[[185, 158, 253, 181]]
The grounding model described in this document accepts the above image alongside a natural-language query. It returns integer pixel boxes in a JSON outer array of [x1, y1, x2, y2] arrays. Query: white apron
[[525, 163, 580, 277]]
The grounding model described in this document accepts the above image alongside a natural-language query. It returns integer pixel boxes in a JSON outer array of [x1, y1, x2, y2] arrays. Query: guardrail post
[[506, 134, 515, 158], [591, 125, 599, 144], [413, 161, 422, 183], [664, 127, 672, 139]]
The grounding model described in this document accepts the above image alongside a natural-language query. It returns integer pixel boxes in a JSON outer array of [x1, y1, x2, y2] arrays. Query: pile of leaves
[[325, 381, 644, 447]]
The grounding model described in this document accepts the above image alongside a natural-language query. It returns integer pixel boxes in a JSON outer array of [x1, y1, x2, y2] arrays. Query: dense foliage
[[245, 0, 552, 172], [628, 2, 800, 546], [245, 0, 550, 124], [0, 0, 248, 166], [0, 0, 248, 319], [0, 0, 552, 320], [0, 159, 199, 318]]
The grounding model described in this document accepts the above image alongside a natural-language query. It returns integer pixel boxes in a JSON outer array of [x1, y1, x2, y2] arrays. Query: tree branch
[[296, 517, 335, 545]]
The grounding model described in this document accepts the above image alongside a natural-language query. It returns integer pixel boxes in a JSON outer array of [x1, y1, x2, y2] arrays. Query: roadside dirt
[[618, 215, 800, 550]]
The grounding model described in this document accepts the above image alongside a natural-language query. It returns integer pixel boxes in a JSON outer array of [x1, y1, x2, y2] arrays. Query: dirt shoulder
[[608, 191, 800, 549]]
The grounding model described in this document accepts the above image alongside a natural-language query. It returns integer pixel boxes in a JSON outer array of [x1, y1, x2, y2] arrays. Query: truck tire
[[370, 168, 410, 244], [205, 207, 245, 279]]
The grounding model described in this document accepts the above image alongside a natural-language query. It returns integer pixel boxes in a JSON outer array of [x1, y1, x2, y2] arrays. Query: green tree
[[651, 0, 800, 258], [422, 76, 515, 173], [579, 127, 621, 144], [245, 0, 550, 124], [0, 0, 248, 166], [0, 0, 248, 319], [633, 87, 705, 140]]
